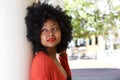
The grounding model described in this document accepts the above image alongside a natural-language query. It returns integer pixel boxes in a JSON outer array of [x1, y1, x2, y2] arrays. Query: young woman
[[25, 3, 73, 80]]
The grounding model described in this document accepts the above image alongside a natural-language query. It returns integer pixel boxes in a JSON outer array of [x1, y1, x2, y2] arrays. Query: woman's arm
[[59, 50, 71, 77]]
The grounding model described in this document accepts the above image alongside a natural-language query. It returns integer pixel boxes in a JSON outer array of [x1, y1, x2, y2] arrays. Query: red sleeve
[[59, 53, 71, 77], [30, 53, 52, 80]]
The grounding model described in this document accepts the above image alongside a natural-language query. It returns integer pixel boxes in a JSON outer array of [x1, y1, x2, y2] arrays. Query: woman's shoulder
[[31, 51, 53, 71], [35, 51, 48, 57], [31, 51, 53, 79], [33, 51, 50, 63]]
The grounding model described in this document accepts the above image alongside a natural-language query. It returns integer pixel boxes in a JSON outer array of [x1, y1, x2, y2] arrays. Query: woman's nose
[[48, 30, 54, 36]]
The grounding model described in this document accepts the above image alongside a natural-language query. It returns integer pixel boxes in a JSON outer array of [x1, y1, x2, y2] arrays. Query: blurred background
[[63, 0, 120, 80], [63, 0, 120, 69]]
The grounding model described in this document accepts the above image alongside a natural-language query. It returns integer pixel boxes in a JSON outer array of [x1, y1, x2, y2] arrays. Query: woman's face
[[40, 19, 61, 48]]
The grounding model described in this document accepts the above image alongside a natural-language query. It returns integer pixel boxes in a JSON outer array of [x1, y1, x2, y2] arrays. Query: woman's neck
[[47, 47, 57, 60]]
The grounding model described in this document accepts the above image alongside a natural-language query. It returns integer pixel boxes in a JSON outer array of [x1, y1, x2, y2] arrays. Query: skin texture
[[40, 19, 61, 49]]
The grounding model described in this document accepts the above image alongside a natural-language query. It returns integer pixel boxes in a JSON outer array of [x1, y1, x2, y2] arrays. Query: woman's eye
[[53, 27, 59, 31], [41, 29, 47, 32], [53, 27, 57, 31]]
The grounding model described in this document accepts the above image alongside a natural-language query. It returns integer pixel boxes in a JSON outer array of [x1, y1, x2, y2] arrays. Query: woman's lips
[[47, 38, 56, 42]]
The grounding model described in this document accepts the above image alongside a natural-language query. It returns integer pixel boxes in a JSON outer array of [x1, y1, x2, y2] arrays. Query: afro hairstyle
[[25, 3, 73, 54]]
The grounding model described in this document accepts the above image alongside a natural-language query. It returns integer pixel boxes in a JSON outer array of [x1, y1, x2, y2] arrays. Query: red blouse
[[31, 51, 71, 80]]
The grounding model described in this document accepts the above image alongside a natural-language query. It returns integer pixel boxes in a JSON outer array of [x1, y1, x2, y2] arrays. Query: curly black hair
[[25, 3, 72, 54]]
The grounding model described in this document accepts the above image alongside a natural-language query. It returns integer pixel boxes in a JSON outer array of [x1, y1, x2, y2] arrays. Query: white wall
[[0, 0, 33, 80]]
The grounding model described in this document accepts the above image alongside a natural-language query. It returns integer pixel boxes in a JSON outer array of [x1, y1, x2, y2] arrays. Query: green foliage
[[64, 0, 120, 39]]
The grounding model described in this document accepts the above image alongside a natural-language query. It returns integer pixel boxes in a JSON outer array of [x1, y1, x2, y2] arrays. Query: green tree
[[64, 0, 120, 39]]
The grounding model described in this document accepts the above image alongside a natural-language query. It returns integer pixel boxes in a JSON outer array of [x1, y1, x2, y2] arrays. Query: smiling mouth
[[47, 38, 56, 42]]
